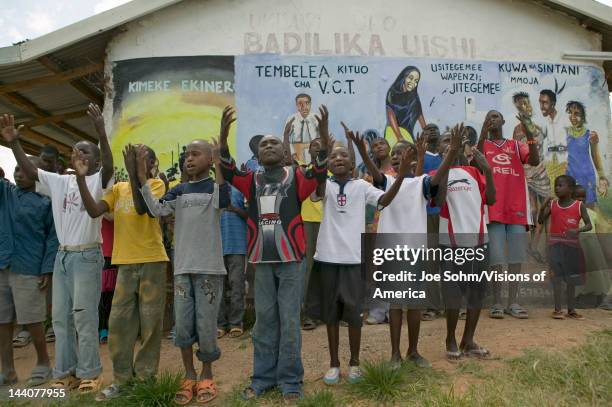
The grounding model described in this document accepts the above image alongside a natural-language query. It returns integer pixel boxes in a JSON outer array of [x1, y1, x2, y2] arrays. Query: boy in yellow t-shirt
[[74, 144, 168, 400]]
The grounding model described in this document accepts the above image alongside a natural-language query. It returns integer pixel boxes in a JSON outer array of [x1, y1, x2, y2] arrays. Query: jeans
[[174, 274, 223, 363], [218, 255, 246, 329], [52, 248, 103, 380], [251, 262, 304, 396], [108, 262, 166, 385]]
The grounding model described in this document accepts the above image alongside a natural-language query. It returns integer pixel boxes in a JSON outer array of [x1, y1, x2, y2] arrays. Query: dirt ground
[[7, 308, 612, 403]]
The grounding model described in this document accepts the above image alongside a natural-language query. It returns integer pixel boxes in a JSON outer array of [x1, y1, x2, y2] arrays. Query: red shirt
[[483, 139, 530, 226], [548, 199, 582, 246], [101, 218, 114, 258]]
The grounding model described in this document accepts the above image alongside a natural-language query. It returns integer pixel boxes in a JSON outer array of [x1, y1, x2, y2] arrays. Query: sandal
[[95, 384, 121, 401], [566, 310, 584, 320], [175, 378, 196, 405], [301, 318, 317, 331], [489, 305, 505, 319], [196, 379, 218, 404], [13, 330, 32, 348], [50, 375, 80, 391], [228, 327, 244, 338], [78, 377, 102, 394], [45, 327, 55, 343], [0, 372, 18, 386], [241, 386, 258, 400], [421, 310, 436, 321], [26, 366, 51, 387], [506, 304, 528, 319], [217, 328, 227, 339], [462, 347, 493, 360], [446, 350, 463, 361], [459, 310, 467, 320], [552, 310, 565, 319], [323, 367, 340, 385]]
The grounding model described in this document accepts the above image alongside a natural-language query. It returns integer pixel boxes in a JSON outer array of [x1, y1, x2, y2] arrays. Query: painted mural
[[111, 56, 235, 182], [111, 54, 611, 222]]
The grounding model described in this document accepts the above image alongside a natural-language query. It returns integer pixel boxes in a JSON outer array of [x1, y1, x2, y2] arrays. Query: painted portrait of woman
[[385, 66, 427, 145]]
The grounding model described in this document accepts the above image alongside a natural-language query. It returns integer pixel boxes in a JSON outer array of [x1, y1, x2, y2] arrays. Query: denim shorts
[[487, 222, 527, 266], [174, 273, 223, 363]]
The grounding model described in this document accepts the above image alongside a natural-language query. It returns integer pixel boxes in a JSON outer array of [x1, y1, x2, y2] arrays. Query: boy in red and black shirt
[[218, 106, 328, 402]]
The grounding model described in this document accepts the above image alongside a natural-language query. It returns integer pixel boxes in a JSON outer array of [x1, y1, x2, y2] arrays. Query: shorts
[[174, 274, 224, 363], [441, 246, 489, 309], [0, 269, 47, 325], [487, 222, 527, 265], [548, 244, 584, 285], [305, 262, 365, 327]]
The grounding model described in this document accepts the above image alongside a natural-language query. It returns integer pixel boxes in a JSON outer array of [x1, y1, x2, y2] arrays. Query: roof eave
[[0, 0, 184, 67]]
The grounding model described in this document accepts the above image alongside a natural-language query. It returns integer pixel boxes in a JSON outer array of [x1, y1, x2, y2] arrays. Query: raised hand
[[397, 148, 413, 178], [471, 148, 490, 173], [72, 147, 89, 177], [315, 105, 329, 148], [219, 105, 236, 151], [123, 144, 137, 177], [589, 130, 599, 145], [87, 103, 105, 136], [210, 137, 221, 165], [135, 145, 149, 184], [450, 123, 464, 152], [479, 117, 492, 143], [342, 122, 367, 157], [416, 133, 428, 158], [0, 114, 23, 143]]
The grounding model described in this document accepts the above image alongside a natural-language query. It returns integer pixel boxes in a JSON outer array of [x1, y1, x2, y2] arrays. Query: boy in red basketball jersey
[[477, 110, 539, 319], [538, 175, 591, 320]]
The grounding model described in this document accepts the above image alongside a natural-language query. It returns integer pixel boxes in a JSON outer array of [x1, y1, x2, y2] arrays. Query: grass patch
[[348, 361, 407, 404], [298, 389, 339, 407], [104, 372, 182, 407]]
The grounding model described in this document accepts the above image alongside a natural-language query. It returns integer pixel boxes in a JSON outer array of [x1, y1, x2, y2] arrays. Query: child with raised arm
[[539, 175, 591, 320], [1, 105, 113, 393], [0, 157, 58, 387], [73, 144, 168, 400], [434, 128, 496, 360], [138, 140, 229, 405], [351, 124, 458, 368], [306, 130, 413, 384], [218, 106, 328, 403]]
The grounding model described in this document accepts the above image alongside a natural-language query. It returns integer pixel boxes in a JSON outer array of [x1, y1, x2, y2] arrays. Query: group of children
[[0, 100, 607, 404]]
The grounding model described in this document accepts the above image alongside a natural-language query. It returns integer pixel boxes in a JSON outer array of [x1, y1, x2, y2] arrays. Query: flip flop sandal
[[489, 306, 505, 319], [45, 327, 55, 343], [228, 327, 244, 338], [26, 366, 52, 387], [446, 350, 463, 361], [459, 310, 467, 320], [50, 375, 81, 391], [241, 386, 258, 400], [0, 372, 18, 386], [175, 379, 196, 405], [196, 379, 218, 404], [462, 347, 493, 360], [552, 310, 565, 319], [13, 330, 32, 348], [217, 328, 227, 339], [421, 310, 436, 321], [506, 304, 529, 319], [301, 320, 317, 330], [347, 366, 363, 384], [95, 384, 121, 401], [566, 311, 585, 320], [78, 377, 102, 394]]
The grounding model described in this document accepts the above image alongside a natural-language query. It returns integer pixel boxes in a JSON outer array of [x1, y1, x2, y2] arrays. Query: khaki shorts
[[0, 269, 47, 325]]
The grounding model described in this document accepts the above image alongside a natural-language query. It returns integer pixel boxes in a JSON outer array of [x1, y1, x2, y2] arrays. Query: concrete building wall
[[106, 0, 601, 63]]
